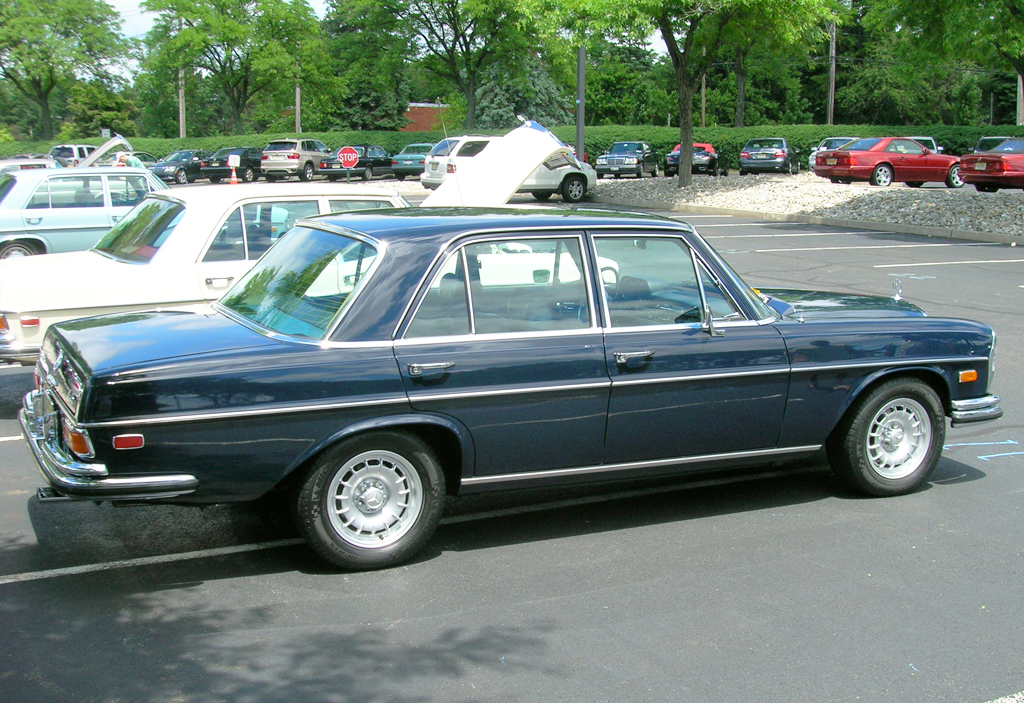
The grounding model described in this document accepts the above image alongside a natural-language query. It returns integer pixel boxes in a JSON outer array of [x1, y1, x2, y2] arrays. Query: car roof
[[150, 182, 405, 208], [1, 166, 150, 183]]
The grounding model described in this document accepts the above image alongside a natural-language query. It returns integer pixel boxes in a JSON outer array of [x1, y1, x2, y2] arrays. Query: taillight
[[740, 151, 750, 158], [320, 162, 328, 168], [391, 159, 398, 165], [447, 162, 456, 173], [261, 154, 268, 160], [418, 159, 424, 164], [200, 161, 206, 167], [0, 314, 8, 332], [62, 419, 94, 458], [288, 153, 299, 160], [774, 150, 787, 158], [990, 158, 1008, 173]]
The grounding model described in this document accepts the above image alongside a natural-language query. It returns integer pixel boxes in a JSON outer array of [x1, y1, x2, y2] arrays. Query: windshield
[[219, 226, 378, 339], [842, 138, 883, 151], [399, 144, 432, 155], [609, 142, 641, 154], [990, 139, 1024, 153], [428, 139, 459, 157], [93, 197, 184, 263], [163, 151, 192, 163]]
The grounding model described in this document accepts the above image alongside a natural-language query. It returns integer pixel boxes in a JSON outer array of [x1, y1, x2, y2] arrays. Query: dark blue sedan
[[20, 208, 1002, 569]]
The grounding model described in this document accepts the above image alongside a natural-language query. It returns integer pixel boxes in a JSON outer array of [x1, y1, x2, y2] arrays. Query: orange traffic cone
[[229, 166, 239, 185]]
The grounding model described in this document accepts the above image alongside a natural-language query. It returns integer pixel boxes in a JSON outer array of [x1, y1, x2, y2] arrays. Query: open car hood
[[422, 121, 575, 207], [77, 135, 135, 168]]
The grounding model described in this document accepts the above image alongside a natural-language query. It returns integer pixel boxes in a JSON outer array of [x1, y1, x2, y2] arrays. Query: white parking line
[[1, 436, 23, 442], [754, 242, 996, 253], [875, 259, 1024, 268], [0, 466, 822, 585]]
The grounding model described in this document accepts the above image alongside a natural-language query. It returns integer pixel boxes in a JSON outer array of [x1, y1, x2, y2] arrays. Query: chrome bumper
[[19, 390, 199, 500], [950, 395, 1003, 426], [0, 333, 39, 365]]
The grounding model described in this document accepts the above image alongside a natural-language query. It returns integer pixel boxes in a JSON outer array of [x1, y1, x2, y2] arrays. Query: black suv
[[201, 146, 264, 183], [149, 149, 212, 184]]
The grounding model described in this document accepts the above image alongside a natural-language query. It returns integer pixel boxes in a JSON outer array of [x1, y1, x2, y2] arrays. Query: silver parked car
[[808, 137, 857, 171], [260, 138, 333, 182], [0, 166, 168, 258]]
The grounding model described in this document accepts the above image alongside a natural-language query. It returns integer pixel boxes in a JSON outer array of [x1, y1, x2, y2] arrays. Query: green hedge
[[5, 125, 1023, 169]]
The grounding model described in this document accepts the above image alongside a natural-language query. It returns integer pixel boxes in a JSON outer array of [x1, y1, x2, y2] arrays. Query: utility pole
[[576, 46, 585, 162], [701, 47, 706, 129], [295, 79, 302, 133], [1018, 72, 1023, 126], [178, 67, 186, 139], [826, 21, 836, 125]]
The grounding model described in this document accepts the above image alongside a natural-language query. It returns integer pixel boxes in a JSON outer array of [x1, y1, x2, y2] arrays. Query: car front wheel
[[945, 164, 964, 188], [826, 378, 944, 497], [362, 166, 373, 181], [242, 167, 255, 182], [295, 431, 446, 570], [175, 169, 188, 185], [0, 240, 36, 259], [299, 162, 314, 181], [532, 191, 553, 201], [869, 164, 893, 187], [561, 174, 587, 202]]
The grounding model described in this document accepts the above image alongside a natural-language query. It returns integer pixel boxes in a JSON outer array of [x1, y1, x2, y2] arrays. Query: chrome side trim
[[950, 394, 1002, 425], [394, 326, 604, 347], [611, 366, 790, 387], [409, 380, 611, 404], [79, 394, 410, 429], [792, 356, 987, 374], [462, 445, 822, 486]]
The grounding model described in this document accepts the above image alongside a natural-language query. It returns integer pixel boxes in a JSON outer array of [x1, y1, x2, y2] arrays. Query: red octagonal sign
[[338, 146, 359, 169]]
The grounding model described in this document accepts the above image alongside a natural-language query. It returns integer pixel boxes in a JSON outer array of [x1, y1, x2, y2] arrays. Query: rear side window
[[843, 138, 882, 151], [0, 174, 15, 204], [93, 197, 184, 263], [428, 139, 459, 157], [456, 140, 490, 157]]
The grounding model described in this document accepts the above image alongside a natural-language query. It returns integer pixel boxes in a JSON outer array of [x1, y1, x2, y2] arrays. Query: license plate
[[826, 158, 837, 165], [754, 153, 767, 159], [974, 162, 986, 170], [610, 166, 619, 171], [430, 163, 438, 171], [330, 164, 341, 169]]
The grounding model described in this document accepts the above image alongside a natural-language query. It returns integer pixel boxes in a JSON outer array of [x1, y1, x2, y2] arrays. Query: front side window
[[885, 139, 924, 155], [93, 197, 184, 263], [406, 236, 590, 338], [220, 227, 378, 339]]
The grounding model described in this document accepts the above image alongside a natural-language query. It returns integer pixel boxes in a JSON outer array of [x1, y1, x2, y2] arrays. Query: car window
[[609, 142, 640, 154], [428, 139, 459, 157], [205, 207, 246, 262], [93, 197, 185, 263], [406, 237, 590, 338], [34, 176, 104, 209], [241, 200, 320, 259], [843, 138, 882, 151], [263, 142, 296, 152], [992, 139, 1024, 153], [400, 144, 431, 155], [594, 236, 704, 328], [698, 263, 742, 320], [0, 174, 15, 203], [107, 174, 151, 208], [328, 199, 393, 212], [747, 139, 784, 150], [455, 140, 490, 158], [165, 151, 190, 163], [220, 227, 378, 339], [885, 139, 924, 155]]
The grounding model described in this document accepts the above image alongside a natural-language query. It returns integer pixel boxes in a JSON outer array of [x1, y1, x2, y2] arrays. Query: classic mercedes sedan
[[20, 208, 1001, 570]]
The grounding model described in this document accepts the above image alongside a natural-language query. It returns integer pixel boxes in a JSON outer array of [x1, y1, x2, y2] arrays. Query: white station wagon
[[0, 183, 410, 363]]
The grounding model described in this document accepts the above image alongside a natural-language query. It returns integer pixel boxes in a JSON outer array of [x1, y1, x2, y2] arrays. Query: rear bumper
[[20, 390, 198, 500], [960, 173, 1024, 187], [0, 334, 39, 364], [950, 395, 1003, 426], [740, 158, 788, 172]]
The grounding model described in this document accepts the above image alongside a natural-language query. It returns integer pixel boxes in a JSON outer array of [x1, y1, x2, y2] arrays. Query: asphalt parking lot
[[1, 205, 1021, 703]]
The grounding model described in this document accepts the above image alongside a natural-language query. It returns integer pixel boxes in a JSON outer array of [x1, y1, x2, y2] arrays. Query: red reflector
[[20, 316, 40, 328], [0, 315, 8, 332], [261, 155, 268, 160], [113, 434, 145, 450], [447, 163, 456, 173]]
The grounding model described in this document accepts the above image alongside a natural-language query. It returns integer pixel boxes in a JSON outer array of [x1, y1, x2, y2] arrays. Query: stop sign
[[338, 146, 359, 169]]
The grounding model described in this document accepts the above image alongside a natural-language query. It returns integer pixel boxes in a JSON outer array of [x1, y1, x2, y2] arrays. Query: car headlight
[[624, 157, 637, 165], [693, 155, 710, 164], [596, 156, 607, 164]]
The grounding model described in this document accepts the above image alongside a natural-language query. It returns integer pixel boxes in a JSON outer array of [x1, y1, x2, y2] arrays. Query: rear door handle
[[205, 276, 235, 285], [408, 362, 455, 377], [111, 215, 123, 222], [26, 217, 42, 225], [614, 350, 654, 364]]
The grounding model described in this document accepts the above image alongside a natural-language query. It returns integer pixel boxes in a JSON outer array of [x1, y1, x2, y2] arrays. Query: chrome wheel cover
[[949, 165, 962, 187], [874, 166, 893, 186], [565, 178, 585, 200], [326, 449, 424, 548], [865, 398, 931, 479]]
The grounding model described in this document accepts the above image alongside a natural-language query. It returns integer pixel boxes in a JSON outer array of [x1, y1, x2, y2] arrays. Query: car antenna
[[437, 97, 465, 205]]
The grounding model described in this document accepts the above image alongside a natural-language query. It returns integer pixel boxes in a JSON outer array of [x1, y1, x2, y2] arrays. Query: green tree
[[64, 82, 139, 138], [0, 0, 126, 139], [475, 54, 573, 129], [142, 0, 321, 134]]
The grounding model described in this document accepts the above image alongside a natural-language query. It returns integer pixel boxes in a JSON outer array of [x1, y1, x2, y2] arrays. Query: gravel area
[[592, 171, 1024, 237]]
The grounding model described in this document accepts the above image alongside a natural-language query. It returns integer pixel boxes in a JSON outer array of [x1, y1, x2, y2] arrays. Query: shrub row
[[4, 124, 1023, 169]]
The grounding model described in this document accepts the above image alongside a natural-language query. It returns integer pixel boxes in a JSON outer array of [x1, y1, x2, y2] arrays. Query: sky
[[111, 0, 330, 39]]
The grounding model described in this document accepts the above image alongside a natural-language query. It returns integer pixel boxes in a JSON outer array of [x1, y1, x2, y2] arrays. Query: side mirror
[[703, 305, 725, 337], [937, 146, 945, 153]]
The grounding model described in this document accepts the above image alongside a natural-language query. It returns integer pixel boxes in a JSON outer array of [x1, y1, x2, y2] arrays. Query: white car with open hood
[[0, 183, 410, 364]]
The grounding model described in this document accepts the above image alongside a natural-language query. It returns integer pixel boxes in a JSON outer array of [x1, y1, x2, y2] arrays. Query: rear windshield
[[842, 138, 883, 151], [745, 139, 784, 149], [219, 226, 378, 339], [93, 197, 184, 263], [264, 142, 298, 151], [0, 174, 15, 203], [991, 139, 1024, 153], [428, 139, 459, 157], [212, 148, 242, 158], [398, 144, 433, 155], [822, 138, 855, 150], [49, 146, 75, 158]]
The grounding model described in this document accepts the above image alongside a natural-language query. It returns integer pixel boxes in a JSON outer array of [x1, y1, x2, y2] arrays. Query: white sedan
[[0, 183, 410, 363]]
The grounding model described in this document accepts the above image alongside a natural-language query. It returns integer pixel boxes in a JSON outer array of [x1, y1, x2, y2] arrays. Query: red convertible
[[958, 138, 1024, 192], [814, 137, 963, 188]]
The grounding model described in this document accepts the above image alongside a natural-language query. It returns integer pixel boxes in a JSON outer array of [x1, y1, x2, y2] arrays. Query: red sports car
[[958, 138, 1024, 192], [814, 137, 963, 188]]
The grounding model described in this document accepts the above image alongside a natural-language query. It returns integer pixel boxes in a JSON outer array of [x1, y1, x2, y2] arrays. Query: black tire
[[532, 191, 553, 201], [905, 181, 924, 188], [0, 240, 36, 259], [739, 169, 747, 176], [974, 184, 998, 193], [362, 166, 373, 181], [265, 174, 278, 183], [327, 175, 338, 182], [945, 164, 964, 188], [826, 378, 945, 497], [242, 167, 255, 182], [650, 164, 658, 177], [209, 176, 222, 184], [830, 177, 841, 184], [869, 164, 893, 187], [839, 178, 853, 184], [395, 174, 406, 181], [174, 169, 188, 185], [299, 162, 314, 181], [561, 174, 587, 202], [790, 159, 799, 174], [295, 431, 446, 570]]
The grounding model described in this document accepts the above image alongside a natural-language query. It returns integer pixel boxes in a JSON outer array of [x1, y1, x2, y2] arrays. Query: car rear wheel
[[295, 431, 445, 570], [265, 174, 278, 183], [174, 169, 188, 185], [0, 240, 36, 259], [869, 164, 893, 187], [739, 169, 747, 176], [362, 166, 373, 181], [395, 174, 406, 181], [209, 176, 222, 184], [790, 159, 799, 174], [974, 184, 999, 193], [561, 174, 587, 202], [532, 191, 553, 201], [945, 164, 964, 188], [905, 181, 924, 188], [299, 162, 314, 181], [242, 167, 255, 182], [826, 378, 944, 497]]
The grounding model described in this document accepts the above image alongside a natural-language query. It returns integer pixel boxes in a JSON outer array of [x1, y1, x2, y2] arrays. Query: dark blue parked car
[[20, 208, 1002, 569]]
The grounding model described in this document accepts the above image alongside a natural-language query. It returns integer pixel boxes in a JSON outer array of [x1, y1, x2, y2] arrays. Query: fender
[[835, 364, 952, 428], [0, 233, 48, 253]]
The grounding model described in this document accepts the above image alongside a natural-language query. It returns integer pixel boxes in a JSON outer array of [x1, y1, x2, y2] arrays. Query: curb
[[589, 195, 1022, 247]]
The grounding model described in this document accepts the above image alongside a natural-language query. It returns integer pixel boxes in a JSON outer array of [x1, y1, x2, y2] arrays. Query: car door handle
[[614, 350, 654, 364], [408, 362, 455, 377], [26, 217, 42, 225], [204, 276, 235, 285], [111, 215, 123, 222]]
